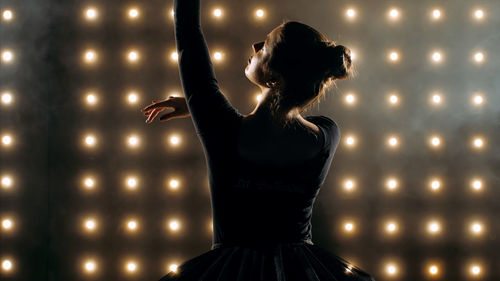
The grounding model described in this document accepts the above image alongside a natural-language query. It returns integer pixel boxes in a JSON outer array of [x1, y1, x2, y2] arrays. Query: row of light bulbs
[[0, 131, 489, 151], [1, 7, 489, 23], [0, 90, 489, 109], [0, 48, 489, 66], [0, 214, 489, 237], [0, 256, 490, 278], [0, 173, 486, 193]]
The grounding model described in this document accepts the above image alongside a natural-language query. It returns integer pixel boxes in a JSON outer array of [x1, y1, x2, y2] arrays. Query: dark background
[[1, 0, 499, 280]]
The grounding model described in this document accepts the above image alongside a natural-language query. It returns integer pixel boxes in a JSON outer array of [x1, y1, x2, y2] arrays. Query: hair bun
[[325, 44, 352, 80]]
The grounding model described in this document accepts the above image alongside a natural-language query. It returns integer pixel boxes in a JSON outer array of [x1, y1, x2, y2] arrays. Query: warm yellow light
[[1, 175, 13, 189], [125, 261, 138, 272], [85, 7, 98, 20], [431, 93, 442, 105], [431, 9, 442, 20], [213, 8, 223, 18], [387, 136, 399, 148], [128, 8, 140, 19], [343, 179, 355, 191], [255, 9, 265, 19], [343, 221, 355, 232], [256, 93, 263, 102], [83, 260, 97, 273], [127, 50, 140, 63], [346, 8, 356, 19], [169, 179, 180, 190], [431, 51, 443, 63], [84, 219, 97, 230], [471, 179, 483, 191], [127, 91, 139, 104], [127, 220, 138, 230], [474, 9, 484, 20], [83, 177, 95, 189], [470, 265, 481, 276], [388, 8, 400, 20], [125, 176, 139, 189], [213, 51, 223, 61], [427, 220, 441, 234], [1, 134, 13, 146], [345, 135, 356, 147], [429, 136, 441, 148], [169, 135, 181, 146], [1, 91, 13, 105], [428, 265, 439, 275], [344, 93, 356, 105], [2, 218, 13, 230], [472, 93, 484, 106], [170, 51, 178, 62], [472, 137, 485, 149], [473, 52, 485, 63], [128, 135, 139, 147], [388, 94, 399, 105], [2, 9, 14, 21], [430, 179, 441, 191], [1, 50, 14, 63], [169, 263, 178, 272], [1, 259, 13, 271], [170, 8, 175, 19], [84, 134, 97, 147], [169, 220, 180, 231], [86, 92, 98, 105], [84, 49, 98, 64], [388, 51, 399, 62], [386, 263, 398, 275], [470, 221, 483, 235], [386, 178, 398, 190]]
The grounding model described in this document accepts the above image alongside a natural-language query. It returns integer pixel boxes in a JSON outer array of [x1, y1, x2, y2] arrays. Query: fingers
[[146, 108, 161, 123]]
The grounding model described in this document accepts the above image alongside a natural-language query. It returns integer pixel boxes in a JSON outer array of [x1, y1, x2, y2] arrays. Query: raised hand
[[141, 96, 190, 124]]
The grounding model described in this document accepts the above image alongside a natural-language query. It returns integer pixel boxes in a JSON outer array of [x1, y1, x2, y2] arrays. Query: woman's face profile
[[245, 26, 280, 88]]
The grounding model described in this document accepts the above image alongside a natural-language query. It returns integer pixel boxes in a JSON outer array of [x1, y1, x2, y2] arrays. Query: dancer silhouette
[[143, 0, 376, 280]]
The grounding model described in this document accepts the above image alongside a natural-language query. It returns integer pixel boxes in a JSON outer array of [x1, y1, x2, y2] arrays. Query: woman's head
[[245, 20, 353, 117]]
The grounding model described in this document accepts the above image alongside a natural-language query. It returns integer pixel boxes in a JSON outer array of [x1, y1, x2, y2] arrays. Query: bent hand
[[141, 96, 190, 124]]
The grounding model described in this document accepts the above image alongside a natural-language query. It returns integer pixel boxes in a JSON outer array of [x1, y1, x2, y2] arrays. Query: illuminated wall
[[1, 0, 499, 280]]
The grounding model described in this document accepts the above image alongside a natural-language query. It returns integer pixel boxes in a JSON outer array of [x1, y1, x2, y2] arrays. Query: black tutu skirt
[[158, 242, 376, 281]]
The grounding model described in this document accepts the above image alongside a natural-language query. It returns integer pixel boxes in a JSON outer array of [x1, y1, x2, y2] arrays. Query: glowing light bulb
[[1, 176, 13, 188], [213, 51, 223, 61], [431, 9, 441, 20], [343, 179, 355, 191], [169, 220, 180, 231], [213, 8, 223, 18], [474, 9, 484, 20], [344, 93, 356, 105], [388, 94, 399, 105], [169, 179, 180, 190], [128, 8, 140, 19], [255, 9, 265, 19], [431, 93, 442, 105], [470, 222, 483, 234], [345, 135, 356, 147], [427, 221, 441, 233], [170, 51, 178, 62], [2, 259, 13, 271], [1, 91, 13, 105], [471, 179, 482, 191], [388, 136, 398, 147], [386, 178, 398, 190], [1, 134, 12, 146], [472, 137, 484, 149], [1, 50, 14, 63], [430, 179, 441, 191], [473, 52, 484, 63], [431, 51, 443, 63], [472, 93, 484, 105], [2, 9, 14, 21], [86, 92, 98, 105], [388, 9, 400, 20], [169, 264, 178, 272], [84, 260, 97, 272], [84, 135, 97, 147], [346, 8, 356, 19], [429, 265, 439, 275], [2, 218, 13, 229], [385, 221, 397, 233], [470, 265, 481, 275], [388, 51, 399, 62], [386, 264, 397, 275], [127, 50, 140, 63], [85, 8, 98, 20]]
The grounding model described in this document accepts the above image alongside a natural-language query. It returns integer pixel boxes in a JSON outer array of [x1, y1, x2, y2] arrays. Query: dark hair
[[262, 20, 353, 125]]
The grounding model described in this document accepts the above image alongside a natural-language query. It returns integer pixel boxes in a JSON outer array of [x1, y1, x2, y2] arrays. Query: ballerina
[[142, 0, 375, 280]]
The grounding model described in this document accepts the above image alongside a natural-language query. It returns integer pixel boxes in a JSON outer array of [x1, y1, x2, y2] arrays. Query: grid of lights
[[0, 3, 495, 280]]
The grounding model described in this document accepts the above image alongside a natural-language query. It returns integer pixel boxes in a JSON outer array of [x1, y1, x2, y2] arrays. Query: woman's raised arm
[[173, 0, 242, 137]]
